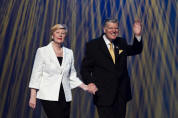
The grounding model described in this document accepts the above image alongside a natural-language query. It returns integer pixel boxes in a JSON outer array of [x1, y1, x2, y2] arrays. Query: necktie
[[109, 43, 115, 64]]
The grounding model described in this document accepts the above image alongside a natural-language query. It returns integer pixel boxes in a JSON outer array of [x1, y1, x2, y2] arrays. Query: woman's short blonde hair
[[50, 24, 68, 36]]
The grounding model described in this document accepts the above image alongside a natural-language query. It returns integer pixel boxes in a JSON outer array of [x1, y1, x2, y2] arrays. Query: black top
[[57, 57, 65, 101], [57, 57, 63, 65]]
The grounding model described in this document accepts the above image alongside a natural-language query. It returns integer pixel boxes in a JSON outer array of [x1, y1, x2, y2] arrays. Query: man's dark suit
[[80, 35, 143, 116]]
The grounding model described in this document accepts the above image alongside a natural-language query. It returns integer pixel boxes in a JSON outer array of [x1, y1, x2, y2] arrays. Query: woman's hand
[[29, 89, 37, 109], [79, 83, 88, 91]]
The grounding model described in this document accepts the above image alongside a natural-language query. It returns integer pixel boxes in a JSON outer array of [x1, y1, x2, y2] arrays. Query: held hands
[[133, 19, 142, 37], [80, 83, 89, 91], [80, 83, 98, 95], [87, 83, 98, 95]]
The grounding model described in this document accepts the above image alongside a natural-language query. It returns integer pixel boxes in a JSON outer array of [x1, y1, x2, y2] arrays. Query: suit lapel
[[114, 42, 119, 61], [98, 37, 113, 62], [47, 42, 61, 69], [60, 47, 67, 69], [113, 38, 122, 62]]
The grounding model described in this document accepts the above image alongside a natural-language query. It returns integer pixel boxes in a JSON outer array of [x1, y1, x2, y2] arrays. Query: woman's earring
[[51, 36, 53, 39]]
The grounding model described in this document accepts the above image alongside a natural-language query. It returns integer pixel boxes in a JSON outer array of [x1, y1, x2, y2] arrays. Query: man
[[80, 18, 143, 118]]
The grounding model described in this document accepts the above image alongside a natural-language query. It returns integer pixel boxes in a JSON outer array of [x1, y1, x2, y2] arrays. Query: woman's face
[[52, 29, 66, 44]]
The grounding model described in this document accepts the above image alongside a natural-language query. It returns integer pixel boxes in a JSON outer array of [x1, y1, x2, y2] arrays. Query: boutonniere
[[119, 49, 123, 54]]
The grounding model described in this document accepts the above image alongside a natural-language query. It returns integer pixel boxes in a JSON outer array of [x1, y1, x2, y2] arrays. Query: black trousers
[[40, 84, 71, 118], [96, 94, 127, 118]]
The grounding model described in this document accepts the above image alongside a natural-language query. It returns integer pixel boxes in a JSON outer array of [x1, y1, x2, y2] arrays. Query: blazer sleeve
[[29, 48, 44, 89], [125, 37, 143, 56], [69, 51, 83, 89]]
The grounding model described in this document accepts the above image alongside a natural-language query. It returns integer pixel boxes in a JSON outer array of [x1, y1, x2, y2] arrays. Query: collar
[[103, 35, 114, 49]]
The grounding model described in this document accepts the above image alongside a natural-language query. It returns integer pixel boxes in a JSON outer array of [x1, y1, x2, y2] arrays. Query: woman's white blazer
[[29, 42, 82, 101]]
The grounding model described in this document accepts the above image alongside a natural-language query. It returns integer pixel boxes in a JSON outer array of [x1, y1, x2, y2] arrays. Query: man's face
[[104, 22, 119, 41]]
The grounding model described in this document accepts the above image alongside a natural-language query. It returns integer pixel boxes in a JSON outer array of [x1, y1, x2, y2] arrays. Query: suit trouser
[[96, 94, 127, 118], [40, 84, 71, 118]]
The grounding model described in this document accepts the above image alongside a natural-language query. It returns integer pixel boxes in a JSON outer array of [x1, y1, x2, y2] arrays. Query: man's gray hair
[[103, 18, 119, 27]]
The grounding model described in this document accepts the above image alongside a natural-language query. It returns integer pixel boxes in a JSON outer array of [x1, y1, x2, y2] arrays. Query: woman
[[29, 24, 88, 118]]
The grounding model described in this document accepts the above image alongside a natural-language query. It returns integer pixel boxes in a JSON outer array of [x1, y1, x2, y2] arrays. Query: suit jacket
[[80, 35, 143, 106], [29, 41, 82, 101]]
